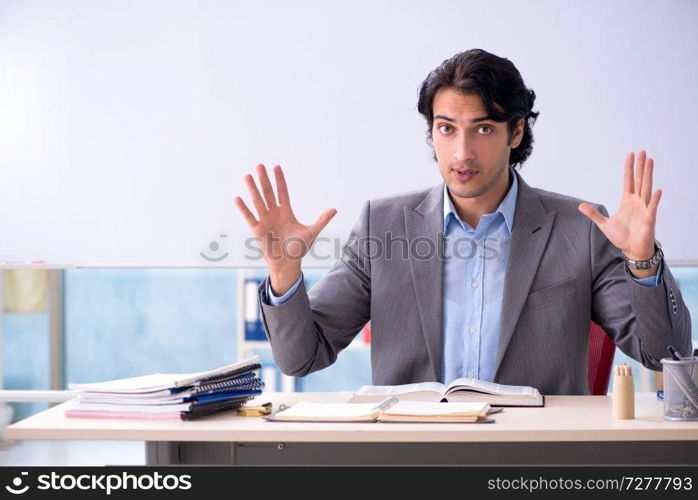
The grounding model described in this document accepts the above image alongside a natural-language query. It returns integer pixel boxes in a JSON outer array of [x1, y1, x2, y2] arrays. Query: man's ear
[[510, 118, 525, 149]]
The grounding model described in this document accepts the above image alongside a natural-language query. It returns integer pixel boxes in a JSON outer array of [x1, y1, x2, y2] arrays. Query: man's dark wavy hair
[[417, 48, 539, 169]]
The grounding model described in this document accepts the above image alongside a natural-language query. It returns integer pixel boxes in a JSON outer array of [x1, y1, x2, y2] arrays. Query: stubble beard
[[447, 160, 508, 200]]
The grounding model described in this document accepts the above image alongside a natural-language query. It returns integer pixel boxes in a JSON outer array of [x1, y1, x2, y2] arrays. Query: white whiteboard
[[1, 0, 696, 267]]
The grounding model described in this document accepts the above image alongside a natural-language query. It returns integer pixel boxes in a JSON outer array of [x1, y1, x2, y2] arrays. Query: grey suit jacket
[[257, 170, 692, 394]]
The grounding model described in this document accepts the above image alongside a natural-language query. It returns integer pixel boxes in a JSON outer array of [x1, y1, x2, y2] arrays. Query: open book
[[266, 397, 496, 423], [348, 378, 544, 407]]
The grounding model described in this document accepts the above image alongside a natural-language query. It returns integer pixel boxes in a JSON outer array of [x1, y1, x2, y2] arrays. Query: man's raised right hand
[[234, 164, 337, 295]]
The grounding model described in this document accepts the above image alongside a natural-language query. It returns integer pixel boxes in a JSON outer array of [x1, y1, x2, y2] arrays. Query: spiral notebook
[[77, 382, 265, 406], [65, 394, 258, 421], [67, 356, 261, 394]]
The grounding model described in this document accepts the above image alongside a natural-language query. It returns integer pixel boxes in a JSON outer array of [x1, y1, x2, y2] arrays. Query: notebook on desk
[[264, 397, 500, 423], [68, 356, 262, 394]]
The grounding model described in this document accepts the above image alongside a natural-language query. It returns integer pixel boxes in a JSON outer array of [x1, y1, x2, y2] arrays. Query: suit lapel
[[493, 171, 556, 380], [404, 183, 445, 381]]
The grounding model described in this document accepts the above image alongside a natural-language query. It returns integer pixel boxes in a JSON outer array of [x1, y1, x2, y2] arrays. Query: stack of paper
[[65, 355, 263, 421]]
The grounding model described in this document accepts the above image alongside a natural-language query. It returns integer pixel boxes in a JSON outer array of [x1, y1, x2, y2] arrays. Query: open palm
[[578, 150, 661, 261], [235, 164, 337, 273]]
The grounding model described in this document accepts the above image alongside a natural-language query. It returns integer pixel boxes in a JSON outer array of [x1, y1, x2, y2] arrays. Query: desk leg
[[146, 442, 180, 465]]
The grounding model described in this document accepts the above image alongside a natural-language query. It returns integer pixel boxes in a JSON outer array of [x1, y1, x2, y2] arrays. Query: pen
[[374, 397, 399, 412], [667, 345, 681, 361]]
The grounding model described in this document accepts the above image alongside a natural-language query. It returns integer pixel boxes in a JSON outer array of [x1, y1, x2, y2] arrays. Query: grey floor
[[0, 439, 145, 466]]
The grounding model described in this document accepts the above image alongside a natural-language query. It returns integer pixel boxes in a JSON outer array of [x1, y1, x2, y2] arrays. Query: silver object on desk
[[661, 356, 698, 421]]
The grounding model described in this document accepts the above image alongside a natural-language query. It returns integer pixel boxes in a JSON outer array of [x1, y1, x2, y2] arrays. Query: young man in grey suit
[[235, 49, 692, 395]]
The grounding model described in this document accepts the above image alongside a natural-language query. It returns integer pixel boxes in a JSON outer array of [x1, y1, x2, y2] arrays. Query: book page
[[69, 400, 192, 412], [353, 382, 446, 397], [273, 400, 388, 421], [383, 400, 489, 417], [446, 377, 539, 397], [68, 373, 193, 393]]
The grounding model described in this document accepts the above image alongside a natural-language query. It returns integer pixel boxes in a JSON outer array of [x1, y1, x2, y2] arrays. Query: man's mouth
[[453, 168, 478, 181]]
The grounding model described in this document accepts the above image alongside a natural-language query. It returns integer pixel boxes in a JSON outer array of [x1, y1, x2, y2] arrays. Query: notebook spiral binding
[[182, 396, 255, 421], [192, 380, 265, 397], [196, 373, 262, 393], [196, 363, 262, 385]]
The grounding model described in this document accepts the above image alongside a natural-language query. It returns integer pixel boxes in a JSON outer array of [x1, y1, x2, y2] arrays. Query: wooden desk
[[6, 392, 698, 465]]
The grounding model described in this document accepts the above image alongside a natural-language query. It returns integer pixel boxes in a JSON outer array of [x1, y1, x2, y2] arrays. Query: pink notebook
[[65, 409, 182, 421]]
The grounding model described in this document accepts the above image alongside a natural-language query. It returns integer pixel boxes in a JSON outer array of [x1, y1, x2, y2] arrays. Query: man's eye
[[438, 124, 452, 134], [478, 125, 493, 135]]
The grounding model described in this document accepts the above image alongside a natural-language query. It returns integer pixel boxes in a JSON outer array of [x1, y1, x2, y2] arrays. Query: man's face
[[431, 87, 523, 201]]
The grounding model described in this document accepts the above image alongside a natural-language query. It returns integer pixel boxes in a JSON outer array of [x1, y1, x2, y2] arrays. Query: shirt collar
[[443, 166, 518, 233]]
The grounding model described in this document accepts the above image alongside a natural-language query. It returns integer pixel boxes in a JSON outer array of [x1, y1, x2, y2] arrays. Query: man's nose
[[453, 134, 476, 162]]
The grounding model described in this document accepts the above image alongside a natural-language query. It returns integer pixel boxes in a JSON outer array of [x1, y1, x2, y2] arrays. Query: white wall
[[0, 0, 696, 266]]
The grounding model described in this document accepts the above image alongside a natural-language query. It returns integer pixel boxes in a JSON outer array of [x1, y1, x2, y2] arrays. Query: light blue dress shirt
[[441, 167, 518, 385], [265, 271, 304, 305], [263, 168, 662, 385]]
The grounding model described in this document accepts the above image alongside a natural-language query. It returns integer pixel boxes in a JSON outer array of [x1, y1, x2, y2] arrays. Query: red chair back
[[588, 321, 616, 395]]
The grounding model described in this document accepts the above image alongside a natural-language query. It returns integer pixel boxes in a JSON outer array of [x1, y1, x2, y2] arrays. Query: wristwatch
[[623, 240, 663, 270]]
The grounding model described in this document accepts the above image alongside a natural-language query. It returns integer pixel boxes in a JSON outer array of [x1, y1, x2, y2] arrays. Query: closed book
[[181, 398, 252, 421]]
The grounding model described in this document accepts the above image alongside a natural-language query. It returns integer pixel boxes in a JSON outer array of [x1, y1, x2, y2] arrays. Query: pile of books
[[65, 356, 263, 421]]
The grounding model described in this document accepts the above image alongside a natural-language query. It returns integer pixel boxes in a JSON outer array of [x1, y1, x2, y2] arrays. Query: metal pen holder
[[661, 357, 698, 421]]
